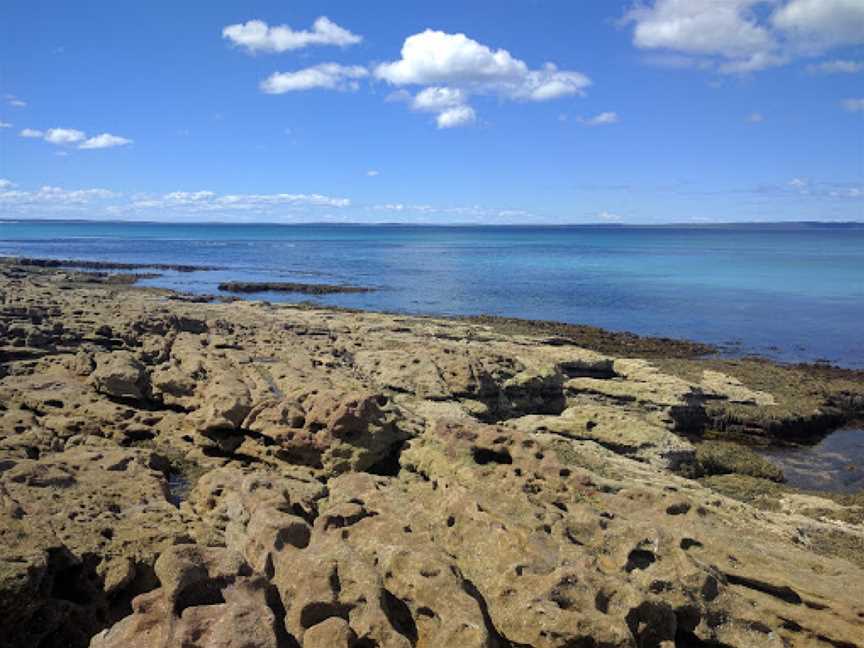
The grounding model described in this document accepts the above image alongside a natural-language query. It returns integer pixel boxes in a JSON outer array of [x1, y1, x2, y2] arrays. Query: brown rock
[[90, 352, 149, 400]]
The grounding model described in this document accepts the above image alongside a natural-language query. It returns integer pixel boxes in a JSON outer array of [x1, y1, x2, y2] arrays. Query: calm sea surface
[[2, 222, 863, 368]]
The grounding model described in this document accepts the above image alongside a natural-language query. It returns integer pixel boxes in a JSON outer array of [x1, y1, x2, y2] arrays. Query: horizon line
[[1, 218, 863, 228]]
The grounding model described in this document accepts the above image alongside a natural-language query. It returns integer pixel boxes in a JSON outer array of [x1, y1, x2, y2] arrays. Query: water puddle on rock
[[166, 472, 191, 507], [756, 427, 864, 493]]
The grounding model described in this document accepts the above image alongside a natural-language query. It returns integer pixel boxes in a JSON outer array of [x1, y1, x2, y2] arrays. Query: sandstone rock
[[243, 388, 408, 475], [90, 546, 281, 648], [0, 447, 186, 648], [194, 373, 252, 433], [303, 616, 355, 647], [90, 352, 149, 400], [508, 403, 697, 470], [3, 260, 864, 648]]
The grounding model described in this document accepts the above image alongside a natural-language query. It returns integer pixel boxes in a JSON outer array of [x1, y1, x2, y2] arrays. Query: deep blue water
[[1, 221, 863, 367]]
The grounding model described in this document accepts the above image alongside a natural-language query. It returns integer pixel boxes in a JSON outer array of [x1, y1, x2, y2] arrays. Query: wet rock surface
[[1, 259, 863, 648]]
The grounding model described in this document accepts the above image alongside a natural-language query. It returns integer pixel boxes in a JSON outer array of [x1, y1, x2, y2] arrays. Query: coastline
[[1, 257, 863, 646]]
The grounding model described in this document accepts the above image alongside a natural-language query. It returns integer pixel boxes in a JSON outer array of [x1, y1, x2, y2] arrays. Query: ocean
[[1, 221, 862, 368]]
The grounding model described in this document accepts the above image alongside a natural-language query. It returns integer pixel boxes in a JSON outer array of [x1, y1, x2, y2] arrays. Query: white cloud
[[44, 128, 86, 144], [19, 127, 133, 148], [625, 0, 776, 68], [0, 185, 116, 213], [373, 202, 533, 220], [374, 30, 589, 127], [772, 0, 864, 51], [746, 111, 765, 123], [2, 180, 542, 222], [596, 211, 623, 222], [79, 133, 133, 149], [261, 63, 368, 93], [366, 170, 380, 177], [806, 59, 864, 74], [126, 190, 351, 213], [375, 30, 590, 99], [375, 30, 529, 87], [0, 182, 356, 220], [0, 121, 11, 128], [409, 87, 475, 128], [624, 0, 864, 74], [578, 111, 619, 126], [6, 96, 26, 108], [223, 17, 361, 53], [779, 177, 863, 199], [411, 86, 468, 111], [436, 105, 476, 129], [842, 98, 864, 112]]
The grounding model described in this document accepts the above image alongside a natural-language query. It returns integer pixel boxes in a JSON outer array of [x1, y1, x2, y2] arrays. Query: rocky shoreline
[[1, 258, 863, 648]]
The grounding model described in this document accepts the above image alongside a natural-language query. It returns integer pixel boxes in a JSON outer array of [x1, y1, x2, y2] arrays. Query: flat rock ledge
[[1, 259, 863, 648]]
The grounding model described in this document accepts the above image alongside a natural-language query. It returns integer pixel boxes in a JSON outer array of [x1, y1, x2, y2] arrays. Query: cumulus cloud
[[436, 105, 476, 129], [366, 170, 380, 177], [746, 111, 765, 123], [628, 1, 773, 58], [0, 179, 14, 189], [578, 112, 619, 126], [6, 95, 26, 108], [806, 59, 863, 74], [411, 86, 468, 111], [0, 121, 11, 128], [18, 127, 132, 149], [261, 64, 369, 93], [843, 98, 864, 112], [223, 17, 361, 53], [79, 133, 133, 149], [624, 0, 864, 74], [44, 128, 86, 144], [408, 87, 475, 128], [374, 30, 590, 127], [375, 30, 590, 99], [772, 0, 864, 51]]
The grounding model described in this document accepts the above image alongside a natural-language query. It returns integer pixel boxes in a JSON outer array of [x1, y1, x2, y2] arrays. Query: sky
[[0, 0, 862, 224]]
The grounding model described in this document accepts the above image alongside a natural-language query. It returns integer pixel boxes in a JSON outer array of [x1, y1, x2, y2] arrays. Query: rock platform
[[1, 259, 863, 648]]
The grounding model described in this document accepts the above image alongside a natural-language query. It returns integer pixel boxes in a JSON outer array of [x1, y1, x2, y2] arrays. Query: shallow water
[[166, 471, 191, 507], [2, 222, 863, 367], [756, 427, 864, 493]]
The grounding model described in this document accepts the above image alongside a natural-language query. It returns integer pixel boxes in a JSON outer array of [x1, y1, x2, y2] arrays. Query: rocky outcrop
[[89, 545, 281, 648], [0, 259, 863, 648], [0, 447, 187, 648], [90, 351, 149, 401]]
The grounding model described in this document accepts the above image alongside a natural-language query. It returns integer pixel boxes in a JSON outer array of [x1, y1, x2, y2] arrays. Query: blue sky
[[1, 0, 862, 224]]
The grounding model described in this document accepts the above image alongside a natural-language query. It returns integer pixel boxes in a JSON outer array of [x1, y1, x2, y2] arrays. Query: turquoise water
[[1, 221, 863, 367]]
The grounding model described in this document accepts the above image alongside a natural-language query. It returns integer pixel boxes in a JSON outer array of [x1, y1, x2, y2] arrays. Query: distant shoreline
[[2, 218, 863, 229]]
